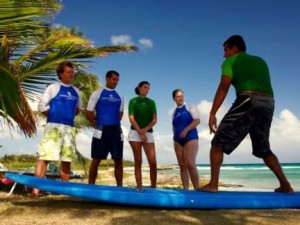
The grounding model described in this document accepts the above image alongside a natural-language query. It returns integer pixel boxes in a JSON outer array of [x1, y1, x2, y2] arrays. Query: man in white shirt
[[32, 61, 82, 197]]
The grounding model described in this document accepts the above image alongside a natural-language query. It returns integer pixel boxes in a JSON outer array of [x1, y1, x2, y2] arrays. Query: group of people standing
[[32, 34, 294, 197]]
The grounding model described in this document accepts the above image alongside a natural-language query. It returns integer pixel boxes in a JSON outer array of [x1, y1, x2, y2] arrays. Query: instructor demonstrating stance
[[201, 35, 294, 193]]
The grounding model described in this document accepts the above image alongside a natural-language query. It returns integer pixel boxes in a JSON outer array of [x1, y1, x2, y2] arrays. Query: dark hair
[[106, 70, 119, 78], [223, 35, 246, 52], [172, 89, 183, 99], [56, 61, 74, 80], [135, 81, 150, 95]]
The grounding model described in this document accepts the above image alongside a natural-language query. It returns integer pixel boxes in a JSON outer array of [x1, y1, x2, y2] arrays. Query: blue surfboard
[[5, 173, 300, 209]]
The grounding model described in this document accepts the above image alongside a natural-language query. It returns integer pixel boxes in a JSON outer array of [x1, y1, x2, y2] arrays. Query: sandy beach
[[104, 165, 185, 188], [97, 165, 241, 190]]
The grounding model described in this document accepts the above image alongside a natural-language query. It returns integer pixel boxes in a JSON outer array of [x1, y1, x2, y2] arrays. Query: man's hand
[[209, 114, 218, 134]]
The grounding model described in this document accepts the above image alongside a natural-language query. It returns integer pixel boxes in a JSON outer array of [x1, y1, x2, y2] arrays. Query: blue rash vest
[[172, 103, 199, 142], [87, 87, 124, 126], [45, 84, 80, 126]]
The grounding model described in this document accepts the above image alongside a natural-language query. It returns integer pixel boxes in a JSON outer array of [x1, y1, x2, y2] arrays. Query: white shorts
[[128, 129, 155, 143]]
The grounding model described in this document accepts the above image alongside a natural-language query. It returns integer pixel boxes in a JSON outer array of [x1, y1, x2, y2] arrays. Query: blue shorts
[[212, 94, 274, 158], [91, 125, 123, 160]]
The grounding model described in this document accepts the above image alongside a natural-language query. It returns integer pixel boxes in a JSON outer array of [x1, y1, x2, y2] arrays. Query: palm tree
[[0, 0, 137, 137], [0, 0, 61, 137]]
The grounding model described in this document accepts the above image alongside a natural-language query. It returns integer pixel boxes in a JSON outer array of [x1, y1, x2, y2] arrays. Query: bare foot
[[199, 183, 218, 193], [275, 186, 294, 194], [31, 188, 40, 198]]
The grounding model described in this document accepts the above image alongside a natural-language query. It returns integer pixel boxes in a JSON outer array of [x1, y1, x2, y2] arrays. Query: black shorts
[[91, 125, 123, 160], [175, 138, 198, 147], [212, 94, 274, 158]]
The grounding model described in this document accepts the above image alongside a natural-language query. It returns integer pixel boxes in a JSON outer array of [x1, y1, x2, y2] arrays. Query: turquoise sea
[[165, 163, 300, 191]]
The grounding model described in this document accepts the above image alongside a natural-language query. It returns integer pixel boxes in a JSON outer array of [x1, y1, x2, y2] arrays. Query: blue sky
[[1, 0, 300, 165]]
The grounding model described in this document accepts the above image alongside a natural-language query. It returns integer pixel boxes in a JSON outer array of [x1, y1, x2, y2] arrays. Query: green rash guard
[[128, 96, 157, 133], [221, 52, 274, 96]]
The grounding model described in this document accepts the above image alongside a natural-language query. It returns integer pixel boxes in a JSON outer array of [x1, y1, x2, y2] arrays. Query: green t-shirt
[[128, 96, 157, 132], [221, 52, 273, 96]]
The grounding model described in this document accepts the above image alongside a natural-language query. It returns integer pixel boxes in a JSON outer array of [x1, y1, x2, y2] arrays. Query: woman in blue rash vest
[[172, 89, 200, 190]]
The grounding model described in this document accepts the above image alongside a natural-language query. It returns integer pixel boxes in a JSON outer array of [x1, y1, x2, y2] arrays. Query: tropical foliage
[[0, 0, 137, 137]]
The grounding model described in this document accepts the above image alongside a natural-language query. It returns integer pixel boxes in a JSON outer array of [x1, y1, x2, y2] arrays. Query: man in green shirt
[[200, 35, 294, 193]]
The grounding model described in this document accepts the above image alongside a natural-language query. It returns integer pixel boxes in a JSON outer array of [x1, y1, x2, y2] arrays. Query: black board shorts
[[212, 94, 274, 158], [91, 125, 123, 160]]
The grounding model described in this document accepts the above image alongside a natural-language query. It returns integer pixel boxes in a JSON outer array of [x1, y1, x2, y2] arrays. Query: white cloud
[[0, 128, 23, 140], [110, 34, 154, 50], [0, 120, 24, 141], [269, 109, 300, 162], [111, 35, 133, 46], [138, 38, 153, 49]]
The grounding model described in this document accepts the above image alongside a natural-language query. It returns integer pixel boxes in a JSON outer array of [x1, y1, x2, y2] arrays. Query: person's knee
[[186, 160, 196, 170], [134, 159, 142, 167], [211, 145, 229, 155], [178, 162, 187, 171], [253, 149, 273, 158], [114, 159, 123, 167], [148, 160, 157, 168]]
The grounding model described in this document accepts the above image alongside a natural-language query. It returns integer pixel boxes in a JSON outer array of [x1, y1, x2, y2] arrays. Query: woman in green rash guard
[[128, 81, 157, 190]]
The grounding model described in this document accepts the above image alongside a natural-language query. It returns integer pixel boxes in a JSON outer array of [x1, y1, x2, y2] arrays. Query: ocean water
[[166, 163, 300, 191]]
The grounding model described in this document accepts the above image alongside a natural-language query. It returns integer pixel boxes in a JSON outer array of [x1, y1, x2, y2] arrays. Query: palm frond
[[0, 0, 61, 42], [95, 45, 138, 56], [13, 27, 93, 66], [0, 65, 36, 137]]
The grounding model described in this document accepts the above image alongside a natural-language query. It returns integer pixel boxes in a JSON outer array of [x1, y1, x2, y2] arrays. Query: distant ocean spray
[[166, 163, 300, 191]]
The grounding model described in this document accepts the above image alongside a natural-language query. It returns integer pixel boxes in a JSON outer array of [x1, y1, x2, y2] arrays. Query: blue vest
[[47, 85, 79, 126], [95, 89, 121, 125], [172, 105, 198, 141]]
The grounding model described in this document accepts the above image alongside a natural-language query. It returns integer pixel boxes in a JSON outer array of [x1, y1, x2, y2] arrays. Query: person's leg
[[32, 160, 49, 196], [201, 96, 254, 192], [130, 141, 143, 187], [200, 146, 223, 192], [174, 142, 189, 190], [88, 158, 101, 184], [263, 153, 294, 193], [32, 123, 62, 196], [60, 161, 71, 181], [143, 142, 157, 188], [114, 159, 123, 186], [184, 140, 199, 190], [249, 95, 293, 193], [60, 126, 76, 182]]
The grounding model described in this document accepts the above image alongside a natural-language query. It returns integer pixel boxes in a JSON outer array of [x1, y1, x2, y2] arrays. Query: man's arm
[[209, 76, 231, 134], [86, 110, 96, 127], [38, 84, 56, 118], [75, 108, 82, 115], [119, 111, 124, 121]]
